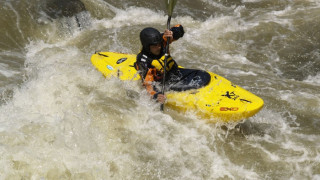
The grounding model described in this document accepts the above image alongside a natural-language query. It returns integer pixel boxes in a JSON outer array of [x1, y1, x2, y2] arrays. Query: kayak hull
[[91, 52, 264, 123]]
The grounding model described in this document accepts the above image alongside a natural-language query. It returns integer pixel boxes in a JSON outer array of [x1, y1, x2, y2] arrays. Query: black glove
[[171, 25, 184, 40]]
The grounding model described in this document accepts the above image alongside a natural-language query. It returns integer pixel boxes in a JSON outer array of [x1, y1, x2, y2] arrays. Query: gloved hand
[[171, 24, 184, 40]]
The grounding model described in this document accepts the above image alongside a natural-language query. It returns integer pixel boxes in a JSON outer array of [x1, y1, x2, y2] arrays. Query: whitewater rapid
[[0, 0, 320, 179]]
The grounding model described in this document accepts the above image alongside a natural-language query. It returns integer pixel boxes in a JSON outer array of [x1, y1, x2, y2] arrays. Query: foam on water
[[0, 0, 320, 179], [0, 63, 20, 78], [280, 90, 320, 115], [305, 74, 320, 85], [0, 36, 262, 178]]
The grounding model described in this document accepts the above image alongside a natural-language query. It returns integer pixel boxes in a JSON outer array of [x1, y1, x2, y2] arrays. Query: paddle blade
[[164, 0, 177, 16]]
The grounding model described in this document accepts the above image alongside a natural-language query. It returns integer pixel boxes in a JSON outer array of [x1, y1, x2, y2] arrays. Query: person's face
[[150, 43, 161, 56]]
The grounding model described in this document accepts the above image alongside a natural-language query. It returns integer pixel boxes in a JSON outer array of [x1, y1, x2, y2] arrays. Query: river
[[0, 0, 319, 179]]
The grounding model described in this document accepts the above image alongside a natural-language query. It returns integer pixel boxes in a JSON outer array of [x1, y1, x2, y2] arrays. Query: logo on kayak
[[222, 91, 239, 100], [107, 65, 114, 70], [220, 107, 239, 111], [117, 58, 127, 64], [240, 99, 252, 103]]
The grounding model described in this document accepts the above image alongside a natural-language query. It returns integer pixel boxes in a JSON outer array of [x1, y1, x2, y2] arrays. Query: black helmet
[[140, 27, 162, 52]]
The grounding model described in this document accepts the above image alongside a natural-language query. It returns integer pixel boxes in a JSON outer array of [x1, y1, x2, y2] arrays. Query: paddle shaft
[[160, 16, 172, 111]]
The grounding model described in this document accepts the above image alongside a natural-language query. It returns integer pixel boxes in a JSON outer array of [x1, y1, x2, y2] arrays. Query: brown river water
[[0, 0, 319, 179]]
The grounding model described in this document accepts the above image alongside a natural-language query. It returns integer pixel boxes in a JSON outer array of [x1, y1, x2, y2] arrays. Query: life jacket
[[151, 55, 176, 74], [135, 52, 177, 81]]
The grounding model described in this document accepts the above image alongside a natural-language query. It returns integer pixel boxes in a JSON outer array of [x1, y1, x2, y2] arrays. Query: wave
[[0, 0, 320, 179]]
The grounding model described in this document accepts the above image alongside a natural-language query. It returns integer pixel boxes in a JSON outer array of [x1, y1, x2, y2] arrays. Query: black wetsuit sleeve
[[160, 25, 185, 42]]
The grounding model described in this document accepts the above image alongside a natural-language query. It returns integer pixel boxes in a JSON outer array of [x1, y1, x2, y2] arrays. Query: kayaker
[[135, 25, 184, 103]]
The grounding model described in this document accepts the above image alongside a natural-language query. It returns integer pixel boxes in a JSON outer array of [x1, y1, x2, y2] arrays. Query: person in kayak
[[135, 25, 184, 103]]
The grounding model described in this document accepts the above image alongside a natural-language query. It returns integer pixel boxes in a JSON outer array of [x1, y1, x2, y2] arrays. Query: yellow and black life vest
[[151, 55, 176, 73]]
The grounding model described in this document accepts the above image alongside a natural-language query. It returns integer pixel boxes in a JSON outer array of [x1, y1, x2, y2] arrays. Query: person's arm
[[162, 24, 185, 43], [143, 68, 166, 103]]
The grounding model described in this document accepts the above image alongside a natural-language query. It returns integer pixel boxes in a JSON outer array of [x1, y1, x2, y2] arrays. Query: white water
[[0, 0, 320, 179]]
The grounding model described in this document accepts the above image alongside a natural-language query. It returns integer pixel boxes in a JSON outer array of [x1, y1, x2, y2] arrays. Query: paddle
[[161, 0, 177, 111]]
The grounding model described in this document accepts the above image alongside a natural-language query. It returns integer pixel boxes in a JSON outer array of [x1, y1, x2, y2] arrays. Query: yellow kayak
[[91, 52, 264, 123]]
